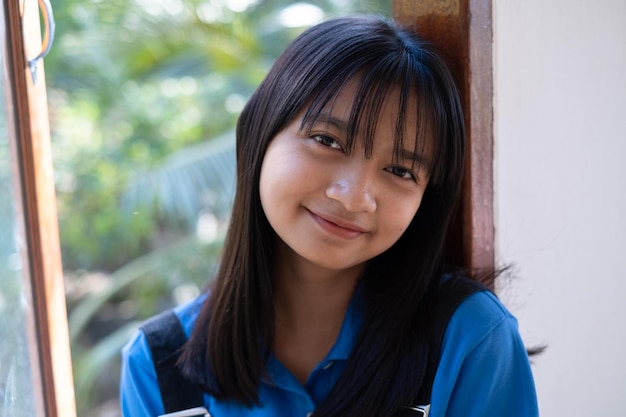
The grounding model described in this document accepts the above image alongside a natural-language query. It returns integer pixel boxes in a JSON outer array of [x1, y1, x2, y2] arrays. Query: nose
[[325, 163, 377, 213]]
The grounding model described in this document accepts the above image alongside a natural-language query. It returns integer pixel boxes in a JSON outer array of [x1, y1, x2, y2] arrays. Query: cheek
[[258, 143, 308, 214], [385, 195, 424, 237], [259, 164, 285, 219], [260, 158, 301, 198], [259, 152, 281, 216]]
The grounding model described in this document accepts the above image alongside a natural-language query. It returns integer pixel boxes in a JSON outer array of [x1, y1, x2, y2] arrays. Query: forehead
[[329, 81, 414, 128], [301, 78, 434, 161]]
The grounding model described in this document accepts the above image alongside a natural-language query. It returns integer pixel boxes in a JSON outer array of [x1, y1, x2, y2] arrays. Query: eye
[[385, 166, 417, 181], [313, 134, 342, 150]]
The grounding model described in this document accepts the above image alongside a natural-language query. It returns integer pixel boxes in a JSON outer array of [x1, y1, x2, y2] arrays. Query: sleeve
[[120, 330, 166, 417], [429, 292, 539, 417]]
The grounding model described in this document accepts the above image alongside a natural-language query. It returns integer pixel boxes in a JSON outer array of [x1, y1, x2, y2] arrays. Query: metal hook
[[27, 0, 55, 84]]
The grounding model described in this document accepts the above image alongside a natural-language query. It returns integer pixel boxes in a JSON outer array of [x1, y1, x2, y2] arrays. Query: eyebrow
[[307, 112, 433, 172], [308, 113, 350, 133], [398, 148, 432, 173]]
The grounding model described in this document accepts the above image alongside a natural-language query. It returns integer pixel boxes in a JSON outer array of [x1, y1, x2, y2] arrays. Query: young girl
[[121, 15, 538, 417]]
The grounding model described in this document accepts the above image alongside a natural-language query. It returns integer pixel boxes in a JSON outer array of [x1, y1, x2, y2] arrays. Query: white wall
[[493, 1, 626, 416]]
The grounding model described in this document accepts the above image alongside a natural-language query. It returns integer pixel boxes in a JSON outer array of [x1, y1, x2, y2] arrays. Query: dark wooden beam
[[393, 0, 495, 275]]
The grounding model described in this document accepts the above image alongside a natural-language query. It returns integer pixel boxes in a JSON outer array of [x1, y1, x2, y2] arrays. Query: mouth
[[307, 209, 368, 240]]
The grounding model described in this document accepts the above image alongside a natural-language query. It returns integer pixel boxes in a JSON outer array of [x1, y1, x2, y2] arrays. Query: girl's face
[[259, 82, 432, 275]]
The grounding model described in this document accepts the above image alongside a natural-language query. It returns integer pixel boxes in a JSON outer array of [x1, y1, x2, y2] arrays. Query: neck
[[271, 240, 363, 384], [272, 240, 362, 326]]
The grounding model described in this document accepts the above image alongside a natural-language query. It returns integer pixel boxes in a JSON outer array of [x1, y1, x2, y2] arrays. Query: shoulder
[[429, 290, 539, 416], [120, 294, 208, 416], [172, 292, 208, 336], [122, 293, 206, 362], [446, 289, 515, 347], [435, 289, 520, 380], [122, 293, 207, 361]]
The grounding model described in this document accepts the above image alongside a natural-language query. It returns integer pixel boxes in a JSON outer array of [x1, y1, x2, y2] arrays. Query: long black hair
[[179, 15, 466, 416]]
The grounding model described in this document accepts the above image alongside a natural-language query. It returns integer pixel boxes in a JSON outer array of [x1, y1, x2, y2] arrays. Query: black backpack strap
[[415, 274, 489, 405], [141, 310, 205, 413]]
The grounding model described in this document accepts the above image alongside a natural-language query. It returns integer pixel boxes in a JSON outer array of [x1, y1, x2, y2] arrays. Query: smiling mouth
[[307, 209, 367, 240]]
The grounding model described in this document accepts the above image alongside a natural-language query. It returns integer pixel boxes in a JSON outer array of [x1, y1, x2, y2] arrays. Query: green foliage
[[48, 0, 267, 271]]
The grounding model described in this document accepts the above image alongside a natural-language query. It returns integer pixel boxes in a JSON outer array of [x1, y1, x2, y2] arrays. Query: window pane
[[0, 0, 45, 414]]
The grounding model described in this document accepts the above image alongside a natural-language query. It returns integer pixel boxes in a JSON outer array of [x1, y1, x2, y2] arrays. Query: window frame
[[4, 0, 76, 415]]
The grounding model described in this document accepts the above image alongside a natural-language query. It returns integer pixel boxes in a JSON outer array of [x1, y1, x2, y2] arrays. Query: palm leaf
[[68, 235, 223, 342], [121, 131, 236, 228]]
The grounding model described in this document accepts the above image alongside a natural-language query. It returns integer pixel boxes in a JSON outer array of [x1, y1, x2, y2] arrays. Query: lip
[[307, 209, 368, 240]]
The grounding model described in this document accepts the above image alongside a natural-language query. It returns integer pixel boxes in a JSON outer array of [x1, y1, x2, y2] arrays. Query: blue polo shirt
[[120, 290, 538, 416]]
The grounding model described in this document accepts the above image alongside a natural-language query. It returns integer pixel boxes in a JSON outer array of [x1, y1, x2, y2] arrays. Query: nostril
[[325, 180, 376, 213]]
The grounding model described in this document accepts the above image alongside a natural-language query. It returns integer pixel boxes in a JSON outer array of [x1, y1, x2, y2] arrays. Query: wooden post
[[393, 0, 495, 275]]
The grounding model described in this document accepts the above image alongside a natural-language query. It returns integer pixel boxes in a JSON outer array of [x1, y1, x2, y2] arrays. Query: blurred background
[[45, 1, 390, 415]]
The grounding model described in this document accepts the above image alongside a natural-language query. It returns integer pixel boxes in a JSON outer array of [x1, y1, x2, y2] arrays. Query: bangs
[[299, 58, 449, 186]]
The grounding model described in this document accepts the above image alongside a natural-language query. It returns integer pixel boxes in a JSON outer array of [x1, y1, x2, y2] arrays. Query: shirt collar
[[264, 287, 364, 386]]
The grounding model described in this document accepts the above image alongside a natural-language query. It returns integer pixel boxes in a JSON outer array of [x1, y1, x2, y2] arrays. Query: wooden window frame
[[4, 0, 76, 416], [393, 0, 495, 276]]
